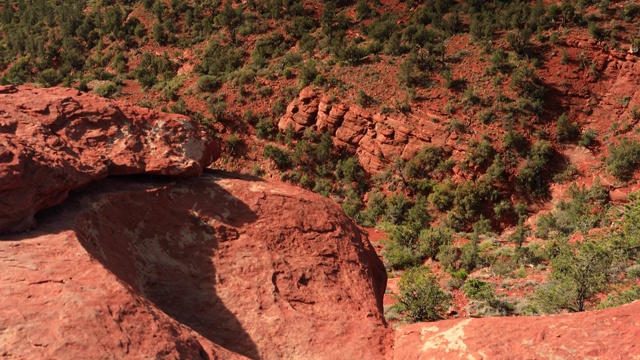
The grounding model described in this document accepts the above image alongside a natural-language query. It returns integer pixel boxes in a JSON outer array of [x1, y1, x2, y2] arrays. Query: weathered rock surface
[[278, 88, 446, 174], [0, 172, 392, 359], [0, 84, 217, 233], [394, 300, 640, 359]]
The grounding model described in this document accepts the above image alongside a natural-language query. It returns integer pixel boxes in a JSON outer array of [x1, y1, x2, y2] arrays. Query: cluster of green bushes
[[0, 0, 146, 86], [515, 140, 554, 197], [259, 127, 369, 204], [391, 185, 640, 322], [536, 182, 608, 239], [134, 52, 177, 89], [529, 186, 640, 314]]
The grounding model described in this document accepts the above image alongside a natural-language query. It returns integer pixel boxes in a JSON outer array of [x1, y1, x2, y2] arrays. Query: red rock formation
[[277, 87, 446, 174], [0, 173, 393, 359], [394, 300, 640, 359], [4, 84, 640, 359], [0, 85, 217, 233]]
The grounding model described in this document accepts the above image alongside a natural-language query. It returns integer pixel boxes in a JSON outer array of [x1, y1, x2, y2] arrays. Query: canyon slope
[[1, 86, 639, 359], [0, 86, 392, 359]]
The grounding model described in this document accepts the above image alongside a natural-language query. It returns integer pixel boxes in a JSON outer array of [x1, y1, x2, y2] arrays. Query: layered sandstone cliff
[[277, 87, 446, 175]]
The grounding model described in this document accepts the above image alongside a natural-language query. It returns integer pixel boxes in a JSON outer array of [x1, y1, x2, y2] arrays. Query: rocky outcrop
[[0, 172, 393, 359], [278, 88, 445, 174], [0, 85, 217, 233], [4, 84, 640, 359], [394, 300, 640, 359]]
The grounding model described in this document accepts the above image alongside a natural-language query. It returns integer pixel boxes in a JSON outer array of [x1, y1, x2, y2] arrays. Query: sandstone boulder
[[0, 172, 392, 359], [0, 85, 217, 233]]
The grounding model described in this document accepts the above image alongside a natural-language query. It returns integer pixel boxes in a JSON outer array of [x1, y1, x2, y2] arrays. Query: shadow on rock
[[75, 174, 261, 359]]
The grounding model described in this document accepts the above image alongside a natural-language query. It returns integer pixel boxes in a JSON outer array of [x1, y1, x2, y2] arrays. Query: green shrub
[[297, 61, 320, 88], [356, 0, 374, 20], [460, 238, 481, 272], [405, 195, 431, 232], [510, 66, 545, 113], [255, 118, 276, 140], [38, 68, 61, 87], [428, 181, 455, 211], [298, 33, 317, 55], [488, 49, 512, 74], [357, 89, 373, 107], [207, 95, 227, 121], [467, 139, 495, 168], [503, 129, 528, 155], [2, 57, 32, 85], [93, 81, 119, 98], [359, 191, 386, 226], [197, 42, 244, 77], [286, 16, 317, 39], [437, 241, 460, 271], [491, 257, 518, 277], [257, 85, 273, 98], [462, 279, 495, 301], [556, 113, 580, 142], [197, 75, 222, 92], [252, 33, 290, 66], [341, 186, 364, 219], [384, 194, 409, 224], [535, 238, 616, 313], [383, 240, 421, 269], [336, 156, 365, 185], [313, 177, 332, 197], [478, 109, 496, 124], [607, 139, 640, 181], [450, 269, 468, 281], [535, 182, 608, 241], [263, 145, 292, 170], [226, 134, 242, 155], [579, 129, 598, 147], [532, 279, 575, 314], [169, 98, 188, 115], [338, 42, 368, 66], [393, 266, 451, 322], [366, 13, 398, 42], [516, 140, 553, 196], [418, 226, 452, 260], [598, 286, 640, 309], [622, 4, 640, 21], [403, 146, 448, 179], [506, 28, 531, 56], [452, 180, 497, 223], [486, 155, 507, 181], [271, 98, 287, 117], [133, 53, 176, 89]]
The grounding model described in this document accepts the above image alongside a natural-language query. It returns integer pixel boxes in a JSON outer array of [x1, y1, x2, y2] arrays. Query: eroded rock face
[[0, 84, 217, 233], [0, 173, 392, 359], [278, 87, 444, 174], [393, 301, 640, 359]]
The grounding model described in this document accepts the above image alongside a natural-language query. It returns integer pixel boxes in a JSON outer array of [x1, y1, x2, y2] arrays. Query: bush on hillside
[[607, 139, 640, 182], [393, 266, 451, 322]]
